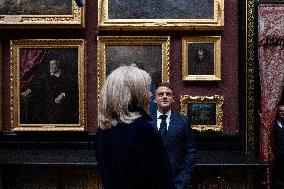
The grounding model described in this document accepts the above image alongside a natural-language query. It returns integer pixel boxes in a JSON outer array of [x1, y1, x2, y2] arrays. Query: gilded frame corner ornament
[[182, 36, 221, 81], [98, 0, 224, 30], [0, 1, 85, 28], [10, 39, 86, 131], [180, 95, 224, 132]]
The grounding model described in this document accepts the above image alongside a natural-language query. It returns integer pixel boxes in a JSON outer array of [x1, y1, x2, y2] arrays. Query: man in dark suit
[[21, 59, 78, 124], [272, 104, 284, 189], [152, 83, 197, 189]]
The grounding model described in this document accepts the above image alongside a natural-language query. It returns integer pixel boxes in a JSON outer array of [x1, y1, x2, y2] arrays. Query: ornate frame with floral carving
[[98, 0, 224, 30], [10, 39, 86, 131], [180, 95, 224, 131], [0, 0, 84, 28], [182, 36, 221, 81]]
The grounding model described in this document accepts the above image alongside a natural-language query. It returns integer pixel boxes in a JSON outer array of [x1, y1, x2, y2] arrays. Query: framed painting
[[182, 36, 221, 81], [97, 36, 170, 91], [97, 36, 170, 114], [0, 0, 84, 27], [10, 39, 86, 131], [98, 0, 224, 30], [180, 95, 224, 131]]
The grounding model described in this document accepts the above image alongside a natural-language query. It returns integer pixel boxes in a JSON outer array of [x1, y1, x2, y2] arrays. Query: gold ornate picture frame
[[182, 36, 221, 81], [180, 95, 224, 132], [97, 36, 170, 92], [98, 0, 224, 30], [0, 0, 84, 28], [10, 39, 86, 131]]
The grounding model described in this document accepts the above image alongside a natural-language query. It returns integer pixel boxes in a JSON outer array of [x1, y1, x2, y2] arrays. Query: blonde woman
[[95, 65, 175, 189]]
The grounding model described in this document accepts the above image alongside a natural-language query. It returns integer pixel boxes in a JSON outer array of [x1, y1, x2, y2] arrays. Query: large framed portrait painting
[[10, 39, 86, 131]]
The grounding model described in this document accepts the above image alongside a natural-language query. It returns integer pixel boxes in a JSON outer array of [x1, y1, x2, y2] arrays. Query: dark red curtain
[[20, 48, 48, 91]]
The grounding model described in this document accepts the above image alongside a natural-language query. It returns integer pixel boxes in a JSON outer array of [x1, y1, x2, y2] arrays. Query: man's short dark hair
[[156, 83, 174, 93], [50, 59, 59, 64]]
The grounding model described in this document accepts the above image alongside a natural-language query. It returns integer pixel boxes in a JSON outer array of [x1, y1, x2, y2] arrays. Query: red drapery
[[258, 6, 284, 162], [20, 48, 48, 91]]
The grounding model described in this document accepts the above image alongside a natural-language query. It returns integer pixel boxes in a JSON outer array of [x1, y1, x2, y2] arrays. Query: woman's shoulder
[[131, 117, 155, 133]]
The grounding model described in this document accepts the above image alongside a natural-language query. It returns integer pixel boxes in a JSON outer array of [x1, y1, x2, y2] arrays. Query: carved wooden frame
[[10, 39, 86, 131], [182, 36, 221, 81], [180, 95, 224, 132]]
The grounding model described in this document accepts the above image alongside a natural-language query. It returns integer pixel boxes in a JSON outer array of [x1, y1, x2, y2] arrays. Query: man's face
[[278, 105, 284, 120], [49, 60, 59, 73], [155, 86, 174, 113]]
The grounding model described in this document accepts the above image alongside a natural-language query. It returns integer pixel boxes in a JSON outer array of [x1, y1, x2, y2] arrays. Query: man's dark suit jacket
[[274, 120, 284, 162], [152, 111, 197, 189], [95, 113, 176, 189], [272, 121, 284, 189]]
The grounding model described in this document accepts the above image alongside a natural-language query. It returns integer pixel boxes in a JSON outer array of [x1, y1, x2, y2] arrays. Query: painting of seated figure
[[10, 39, 86, 131]]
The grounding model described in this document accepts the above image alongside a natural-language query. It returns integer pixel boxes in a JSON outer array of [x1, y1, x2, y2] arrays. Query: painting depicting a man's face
[[19, 48, 79, 125], [10, 39, 86, 131], [188, 43, 214, 75]]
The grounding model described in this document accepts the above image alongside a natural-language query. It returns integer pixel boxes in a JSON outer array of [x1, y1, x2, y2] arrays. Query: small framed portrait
[[180, 95, 224, 131], [98, 0, 224, 30], [182, 36, 221, 81], [10, 39, 86, 131], [0, 0, 84, 27]]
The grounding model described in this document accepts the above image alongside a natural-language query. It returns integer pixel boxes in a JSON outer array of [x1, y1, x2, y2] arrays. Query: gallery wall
[[1, 0, 238, 134]]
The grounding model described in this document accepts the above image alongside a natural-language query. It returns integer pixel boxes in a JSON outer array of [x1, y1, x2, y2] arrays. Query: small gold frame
[[180, 95, 224, 132], [98, 0, 224, 30], [10, 39, 86, 131], [0, 1, 84, 28], [182, 36, 221, 81]]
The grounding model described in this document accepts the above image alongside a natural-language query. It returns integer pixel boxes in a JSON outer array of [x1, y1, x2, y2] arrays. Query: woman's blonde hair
[[99, 65, 151, 129]]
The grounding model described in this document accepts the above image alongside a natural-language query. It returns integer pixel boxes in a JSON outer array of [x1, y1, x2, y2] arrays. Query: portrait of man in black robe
[[20, 48, 79, 125]]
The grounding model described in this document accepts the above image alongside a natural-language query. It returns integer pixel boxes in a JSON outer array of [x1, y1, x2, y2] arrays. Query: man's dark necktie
[[159, 114, 168, 136]]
